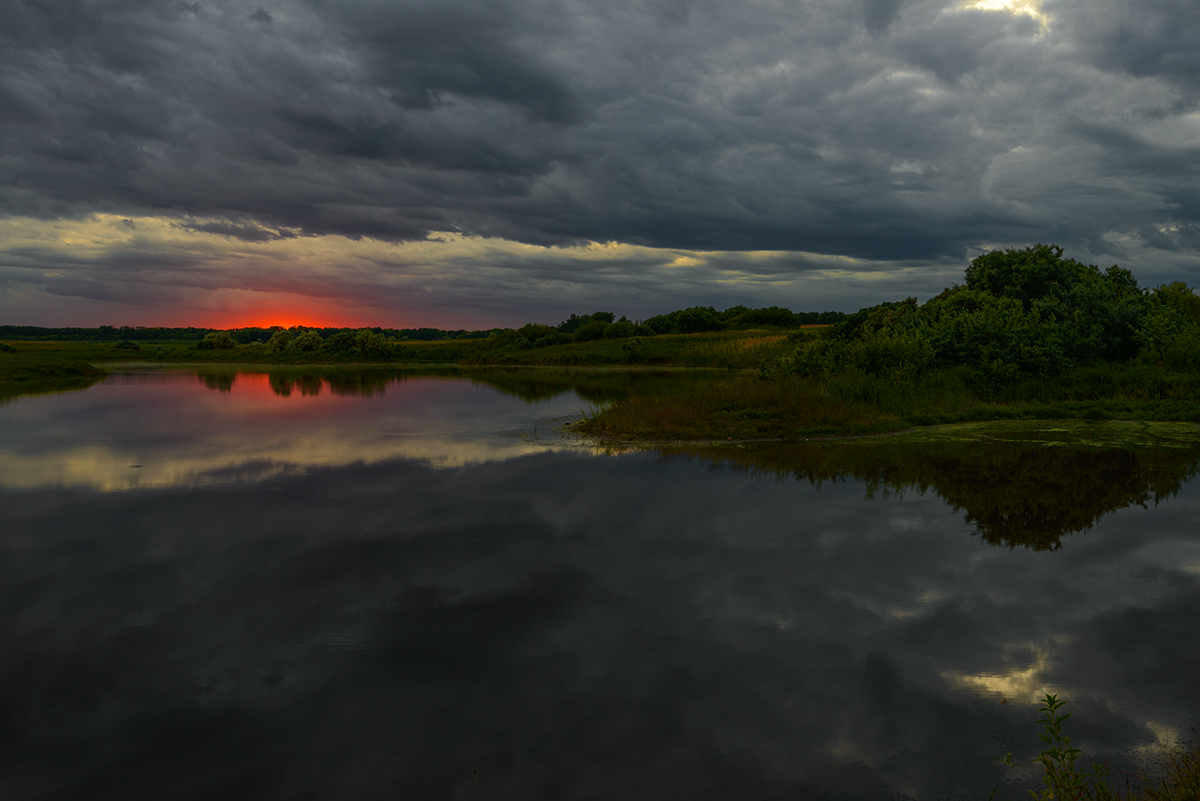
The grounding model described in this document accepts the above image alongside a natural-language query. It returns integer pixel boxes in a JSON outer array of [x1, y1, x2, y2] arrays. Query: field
[[0, 342, 108, 402]]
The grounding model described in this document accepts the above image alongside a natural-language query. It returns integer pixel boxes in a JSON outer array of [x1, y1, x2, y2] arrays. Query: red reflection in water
[[164, 370, 478, 425]]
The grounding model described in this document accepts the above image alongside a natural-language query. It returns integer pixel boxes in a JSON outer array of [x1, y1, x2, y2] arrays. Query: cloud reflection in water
[[0, 370, 1196, 799]]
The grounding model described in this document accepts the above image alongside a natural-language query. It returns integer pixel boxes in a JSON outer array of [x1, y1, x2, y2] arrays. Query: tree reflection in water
[[189, 367, 1200, 551], [667, 439, 1200, 550], [195, 366, 710, 404], [198, 372, 236, 392]]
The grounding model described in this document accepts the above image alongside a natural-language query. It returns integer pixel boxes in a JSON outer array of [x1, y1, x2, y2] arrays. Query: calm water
[[1, 369, 1198, 800]]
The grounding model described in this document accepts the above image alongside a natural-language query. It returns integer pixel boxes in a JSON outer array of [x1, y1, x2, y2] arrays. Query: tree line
[[0, 306, 848, 349]]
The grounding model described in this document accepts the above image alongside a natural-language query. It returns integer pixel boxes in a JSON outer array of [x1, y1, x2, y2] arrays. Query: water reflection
[[188, 364, 720, 403], [666, 436, 1200, 550], [0, 369, 604, 490], [0, 371, 1197, 799]]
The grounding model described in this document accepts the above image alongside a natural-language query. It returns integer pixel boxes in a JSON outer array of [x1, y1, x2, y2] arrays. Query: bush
[[289, 330, 323, 352], [769, 245, 1159, 393], [322, 330, 355, 354], [199, 331, 235, 350], [602, 320, 639, 339], [574, 320, 611, 342], [266, 330, 292, 353], [557, 312, 614, 334], [536, 332, 568, 347]]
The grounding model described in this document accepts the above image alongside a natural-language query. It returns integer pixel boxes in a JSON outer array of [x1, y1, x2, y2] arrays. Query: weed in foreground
[[996, 694, 1199, 801]]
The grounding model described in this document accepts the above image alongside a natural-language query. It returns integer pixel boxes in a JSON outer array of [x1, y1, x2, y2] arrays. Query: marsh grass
[[577, 375, 904, 440], [580, 362, 1200, 442], [459, 329, 802, 368]]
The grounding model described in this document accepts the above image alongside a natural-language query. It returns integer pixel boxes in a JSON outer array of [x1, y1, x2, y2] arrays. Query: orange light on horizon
[[240, 318, 334, 330]]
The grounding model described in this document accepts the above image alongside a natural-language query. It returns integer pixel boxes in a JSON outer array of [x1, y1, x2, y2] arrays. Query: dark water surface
[[2, 369, 1199, 800]]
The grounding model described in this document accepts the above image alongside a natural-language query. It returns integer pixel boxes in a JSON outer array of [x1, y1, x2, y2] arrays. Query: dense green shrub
[[556, 312, 614, 335], [266, 330, 292, 353], [197, 330, 235, 350], [574, 320, 611, 342], [290, 329, 323, 352], [319, 329, 393, 358], [772, 244, 1194, 394], [645, 306, 724, 334], [602, 320, 639, 339]]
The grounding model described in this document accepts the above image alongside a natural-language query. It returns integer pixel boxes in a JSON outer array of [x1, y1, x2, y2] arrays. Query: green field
[[0, 342, 109, 402], [0, 329, 804, 403]]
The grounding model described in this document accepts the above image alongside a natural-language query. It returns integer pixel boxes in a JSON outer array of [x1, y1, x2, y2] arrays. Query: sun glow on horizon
[[0, 212, 893, 328]]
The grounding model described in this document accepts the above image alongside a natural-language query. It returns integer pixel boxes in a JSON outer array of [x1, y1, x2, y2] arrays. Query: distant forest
[[0, 306, 849, 343]]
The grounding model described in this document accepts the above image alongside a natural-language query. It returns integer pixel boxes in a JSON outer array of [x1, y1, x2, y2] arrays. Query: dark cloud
[[1, 0, 1199, 313], [1049, 0, 1200, 84], [864, 0, 904, 36]]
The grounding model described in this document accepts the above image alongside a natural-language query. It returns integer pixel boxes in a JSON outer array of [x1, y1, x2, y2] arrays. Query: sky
[[1, 0, 1199, 328]]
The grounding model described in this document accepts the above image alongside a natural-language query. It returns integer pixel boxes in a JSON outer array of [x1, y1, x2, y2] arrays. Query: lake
[[1, 367, 1198, 800]]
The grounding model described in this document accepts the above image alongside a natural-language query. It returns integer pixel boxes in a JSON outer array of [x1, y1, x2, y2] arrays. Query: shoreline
[[569, 418, 1200, 449]]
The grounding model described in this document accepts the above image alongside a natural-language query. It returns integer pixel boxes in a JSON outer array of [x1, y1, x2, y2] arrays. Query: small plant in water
[[1030, 693, 1111, 800], [996, 694, 1200, 801]]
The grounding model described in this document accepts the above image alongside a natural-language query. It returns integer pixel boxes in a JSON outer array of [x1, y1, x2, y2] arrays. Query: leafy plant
[[1029, 694, 1113, 800], [997, 694, 1200, 801]]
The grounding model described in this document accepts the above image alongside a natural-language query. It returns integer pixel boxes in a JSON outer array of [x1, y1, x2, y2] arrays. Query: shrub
[[574, 320, 611, 342], [199, 330, 235, 350], [602, 320, 639, 339], [266, 330, 293, 353], [322, 330, 355, 354], [289, 330, 323, 352]]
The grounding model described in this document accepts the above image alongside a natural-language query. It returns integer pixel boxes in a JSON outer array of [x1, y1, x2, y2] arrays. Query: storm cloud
[[2, 0, 1200, 323]]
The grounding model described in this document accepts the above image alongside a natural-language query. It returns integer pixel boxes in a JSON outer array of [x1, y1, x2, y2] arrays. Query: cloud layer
[[2, 0, 1200, 323]]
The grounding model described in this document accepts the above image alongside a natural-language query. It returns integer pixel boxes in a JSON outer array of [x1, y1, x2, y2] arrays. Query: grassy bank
[[457, 330, 798, 368], [0, 342, 109, 401], [577, 362, 1200, 442], [1, 328, 801, 368]]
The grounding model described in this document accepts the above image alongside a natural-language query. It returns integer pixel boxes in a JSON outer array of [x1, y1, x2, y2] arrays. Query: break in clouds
[[2, 0, 1200, 323]]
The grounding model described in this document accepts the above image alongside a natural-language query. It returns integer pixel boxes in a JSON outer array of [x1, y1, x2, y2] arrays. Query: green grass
[[0, 342, 109, 401], [576, 374, 905, 440], [0, 328, 804, 369], [578, 362, 1200, 443], [458, 329, 799, 368], [0, 330, 808, 403]]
